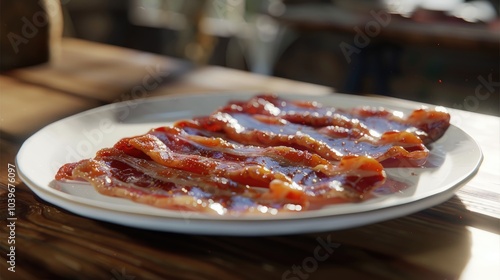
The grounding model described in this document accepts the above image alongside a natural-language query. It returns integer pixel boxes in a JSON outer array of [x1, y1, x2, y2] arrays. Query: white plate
[[16, 92, 483, 236]]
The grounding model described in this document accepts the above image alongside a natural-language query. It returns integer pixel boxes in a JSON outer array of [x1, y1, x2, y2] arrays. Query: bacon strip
[[218, 95, 450, 145], [185, 112, 428, 166], [56, 127, 386, 214]]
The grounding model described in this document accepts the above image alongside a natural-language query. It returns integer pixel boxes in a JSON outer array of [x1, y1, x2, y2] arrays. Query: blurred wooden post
[[0, 0, 63, 71]]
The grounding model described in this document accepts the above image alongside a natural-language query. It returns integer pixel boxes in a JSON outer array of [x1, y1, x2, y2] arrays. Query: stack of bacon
[[55, 95, 450, 215]]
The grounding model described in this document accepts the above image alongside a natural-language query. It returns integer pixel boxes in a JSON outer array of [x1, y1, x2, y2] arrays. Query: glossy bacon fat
[[55, 95, 450, 215]]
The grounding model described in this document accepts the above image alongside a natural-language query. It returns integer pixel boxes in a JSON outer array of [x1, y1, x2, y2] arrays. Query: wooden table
[[1, 38, 499, 280]]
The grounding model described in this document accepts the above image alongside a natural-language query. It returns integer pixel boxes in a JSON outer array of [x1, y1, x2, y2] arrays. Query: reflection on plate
[[16, 93, 482, 235]]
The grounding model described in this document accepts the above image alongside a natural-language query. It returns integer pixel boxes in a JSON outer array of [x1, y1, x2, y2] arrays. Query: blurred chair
[[128, 0, 296, 74]]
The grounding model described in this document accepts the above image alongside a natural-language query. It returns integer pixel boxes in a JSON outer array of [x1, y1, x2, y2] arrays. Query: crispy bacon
[[56, 128, 386, 214], [185, 112, 428, 166], [218, 95, 450, 145], [55, 94, 450, 214]]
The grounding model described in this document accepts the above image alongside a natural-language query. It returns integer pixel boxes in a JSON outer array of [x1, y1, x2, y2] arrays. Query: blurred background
[[3, 0, 500, 115]]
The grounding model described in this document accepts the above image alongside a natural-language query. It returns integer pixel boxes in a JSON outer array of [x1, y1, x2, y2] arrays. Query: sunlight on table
[[461, 227, 500, 279]]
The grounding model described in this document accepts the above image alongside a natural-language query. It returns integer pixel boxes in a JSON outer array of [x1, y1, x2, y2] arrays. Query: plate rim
[[15, 92, 484, 233]]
